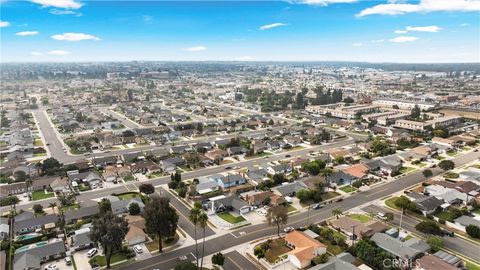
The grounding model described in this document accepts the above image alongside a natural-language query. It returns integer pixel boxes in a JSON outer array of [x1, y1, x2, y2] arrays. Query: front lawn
[[321, 191, 340, 201], [78, 184, 91, 192], [217, 212, 246, 224], [245, 152, 272, 159], [33, 139, 44, 146], [286, 205, 297, 213], [385, 197, 401, 211], [117, 192, 140, 201], [262, 239, 292, 264], [446, 151, 457, 157], [466, 261, 480, 270], [89, 253, 127, 267], [349, 214, 372, 223], [444, 172, 459, 179], [33, 153, 47, 157], [147, 172, 163, 179], [473, 207, 480, 215], [123, 175, 135, 182], [339, 185, 357, 193], [31, 190, 55, 201], [399, 167, 416, 174], [145, 233, 179, 252]]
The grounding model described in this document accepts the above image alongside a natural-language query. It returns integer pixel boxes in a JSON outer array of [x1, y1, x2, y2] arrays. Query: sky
[[1, 0, 479, 63]]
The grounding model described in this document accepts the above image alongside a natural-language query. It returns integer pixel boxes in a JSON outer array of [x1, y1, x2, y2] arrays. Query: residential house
[[68, 170, 102, 187], [216, 174, 246, 189], [452, 215, 480, 232], [208, 194, 252, 214], [371, 233, 429, 260], [129, 160, 161, 174], [310, 253, 366, 270], [13, 239, 66, 270], [195, 176, 221, 195], [71, 226, 94, 251], [240, 190, 277, 206], [343, 164, 369, 180], [245, 168, 270, 185], [272, 181, 308, 197], [14, 214, 59, 234], [267, 163, 292, 175], [416, 254, 459, 270], [204, 148, 228, 162], [111, 198, 145, 215], [425, 181, 479, 205], [64, 205, 99, 224], [285, 230, 327, 269], [406, 193, 444, 216], [329, 217, 387, 239], [227, 146, 247, 156]]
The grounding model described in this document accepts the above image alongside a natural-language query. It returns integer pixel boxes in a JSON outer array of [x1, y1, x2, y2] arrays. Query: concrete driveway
[[73, 249, 92, 270], [41, 257, 74, 270]]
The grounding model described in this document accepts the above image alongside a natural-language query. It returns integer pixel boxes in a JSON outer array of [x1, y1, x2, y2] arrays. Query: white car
[[87, 248, 98, 257], [283, 227, 294, 233], [45, 264, 57, 270], [133, 245, 143, 254]]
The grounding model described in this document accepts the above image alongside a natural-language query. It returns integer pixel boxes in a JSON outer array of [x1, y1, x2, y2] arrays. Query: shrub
[[312, 253, 330, 265], [212, 252, 225, 266], [466, 224, 480, 239]]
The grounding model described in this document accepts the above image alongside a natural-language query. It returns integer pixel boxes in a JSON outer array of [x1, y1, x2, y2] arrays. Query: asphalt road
[[119, 150, 480, 270], [362, 204, 480, 262], [157, 187, 216, 240], [223, 251, 261, 270]]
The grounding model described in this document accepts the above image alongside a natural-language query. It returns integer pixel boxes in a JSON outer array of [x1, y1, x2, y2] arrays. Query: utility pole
[[399, 207, 404, 237], [352, 224, 357, 246], [306, 202, 311, 227]]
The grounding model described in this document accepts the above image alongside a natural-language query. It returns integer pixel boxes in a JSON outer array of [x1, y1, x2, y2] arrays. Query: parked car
[[285, 154, 291, 158], [225, 166, 232, 170], [312, 203, 323, 210], [376, 212, 387, 220], [45, 264, 57, 270], [87, 248, 98, 257], [443, 230, 455, 237], [283, 227, 294, 233], [133, 245, 143, 254], [65, 256, 72, 265]]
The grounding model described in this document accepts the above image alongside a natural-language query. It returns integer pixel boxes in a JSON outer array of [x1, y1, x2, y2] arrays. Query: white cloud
[[49, 9, 81, 16], [460, 23, 470, 26], [394, 30, 408, 34], [0, 21, 10, 28], [352, 42, 363, 47], [371, 39, 385, 43], [183, 46, 207, 52], [47, 50, 70, 55], [259, 23, 288, 30], [288, 0, 357, 5], [358, 0, 480, 16], [51, 32, 100, 41], [15, 31, 39, 36], [406, 25, 441, 32], [31, 0, 82, 9], [236, 56, 255, 61], [389, 36, 419, 43], [31, 52, 43, 56]]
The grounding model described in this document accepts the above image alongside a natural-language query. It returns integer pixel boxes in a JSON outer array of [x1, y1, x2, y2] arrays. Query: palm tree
[[321, 168, 333, 191], [332, 208, 343, 219], [189, 207, 201, 269], [49, 202, 57, 215], [198, 212, 209, 270]]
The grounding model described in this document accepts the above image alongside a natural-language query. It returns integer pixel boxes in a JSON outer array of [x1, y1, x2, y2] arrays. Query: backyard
[[31, 190, 55, 201], [217, 212, 246, 224]]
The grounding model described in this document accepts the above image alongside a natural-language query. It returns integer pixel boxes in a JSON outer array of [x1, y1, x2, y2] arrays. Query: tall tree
[[198, 212, 209, 270], [266, 205, 288, 236], [49, 202, 57, 215], [320, 168, 333, 191], [144, 196, 179, 253], [189, 206, 201, 268], [90, 211, 129, 269], [98, 198, 112, 214]]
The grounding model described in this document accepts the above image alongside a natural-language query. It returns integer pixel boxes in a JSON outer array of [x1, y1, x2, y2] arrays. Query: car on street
[[133, 245, 143, 253], [285, 154, 291, 158], [65, 256, 72, 265], [283, 227, 294, 233], [179, 255, 188, 261], [233, 166, 240, 169], [87, 248, 98, 257], [45, 264, 57, 270], [312, 203, 323, 209], [225, 166, 232, 170], [376, 212, 387, 220]]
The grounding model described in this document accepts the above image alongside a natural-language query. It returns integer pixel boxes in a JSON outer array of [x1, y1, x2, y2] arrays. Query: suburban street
[[362, 204, 480, 262], [0, 135, 355, 213], [118, 150, 480, 270]]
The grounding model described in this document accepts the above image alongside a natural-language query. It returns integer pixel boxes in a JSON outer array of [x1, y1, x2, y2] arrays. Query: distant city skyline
[[1, 0, 479, 63]]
